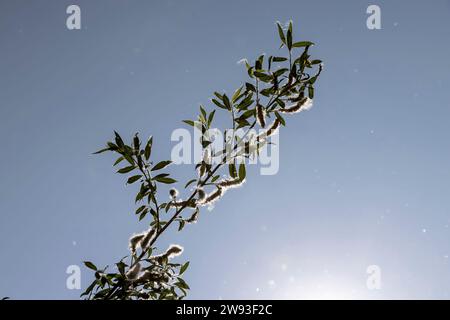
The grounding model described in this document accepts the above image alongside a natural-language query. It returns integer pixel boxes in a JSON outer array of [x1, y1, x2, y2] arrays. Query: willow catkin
[[165, 244, 184, 258], [200, 186, 224, 205], [217, 177, 246, 190], [138, 270, 169, 283], [169, 188, 178, 199], [279, 97, 313, 114], [198, 150, 211, 177], [128, 233, 145, 253], [140, 228, 156, 251], [126, 262, 141, 280], [256, 104, 266, 128], [197, 188, 206, 202], [186, 209, 199, 224], [137, 270, 156, 282], [149, 254, 166, 265], [172, 199, 196, 208], [260, 119, 281, 138]]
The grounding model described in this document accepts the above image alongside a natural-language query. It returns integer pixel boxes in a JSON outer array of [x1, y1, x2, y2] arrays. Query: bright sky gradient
[[1, 0, 450, 299]]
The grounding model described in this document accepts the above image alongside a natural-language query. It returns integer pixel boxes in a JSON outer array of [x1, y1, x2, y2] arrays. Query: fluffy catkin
[[129, 233, 145, 253], [197, 188, 206, 202], [138, 270, 169, 283], [169, 188, 178, 199], [140, 228, 156, 250], [261, 119, 281, 138], [137, 270, 156, 282], [186, 209, 199, 224], [279, 97, 313, 114], [172, 200, 196, 208], [165, 244, 184, 258], [217, 177, 246, 189], [126, 263, 141, 280], [199, 187, 224, 206], [256, 104, 266, 128]]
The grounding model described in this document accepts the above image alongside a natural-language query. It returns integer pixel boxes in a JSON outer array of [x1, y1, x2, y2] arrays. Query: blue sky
[[1, 0, 450, 299]]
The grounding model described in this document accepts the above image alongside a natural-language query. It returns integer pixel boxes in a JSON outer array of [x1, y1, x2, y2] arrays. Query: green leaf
[[232, 86, 243, 103], [117, 165, 135, 174], [240, 109, 255, 120], [183, 120, 195, 127], [213, 91, 223, 100], [153, 173, 170, 180], [229, 163, 237, 178], [239, 163, 246, 180], [211, 99, 227, 110], [114, 131, 125, 149], [139, 211, 147, 221], [185, 179, 197, 188], [106, 142, 118, 150], [286, 28, 292, 50], [208, 110, 216, 127], [293, 41, 314, 48], [199, 105, 207, 119], [133, 134, 140, 151], [135, 205, 146, 214], [254, 71, 272, 82], [155, 177, 177, 184], [245, 82, 256, 92], [176, 277, 190, 290], [116, 261, 126, 276], [127, 175, 142, 184], [113, 156, 124, 166], [83, 261, 97, 271], [247, 66, 254, 78], [122, 153, 134, 166], [151, 160, 172, 171], [274, 111, 286, 126], [222, 94, 232, 110], [308, 86, 314, 99], [80, 280, 96, 297], [93, 147, 111, 154], [178, 219, 185, 231], [276, 22, 286, 45], [273, 56, 287, 62], [180, 261, 190, 275], [144, 136, 153, 160], [273, 68, 289, 77]]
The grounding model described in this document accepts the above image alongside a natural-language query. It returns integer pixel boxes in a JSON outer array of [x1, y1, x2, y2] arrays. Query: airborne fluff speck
[[237, 58, 248, 65]]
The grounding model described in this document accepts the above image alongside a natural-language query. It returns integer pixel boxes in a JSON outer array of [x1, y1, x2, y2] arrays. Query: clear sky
[[1, 0, 450, 299]]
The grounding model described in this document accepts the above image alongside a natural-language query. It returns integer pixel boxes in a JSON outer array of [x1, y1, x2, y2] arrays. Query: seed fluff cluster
[[125, 244, 184, 284], [128, 227, 156, 254], [279, 97, 313, 114]]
